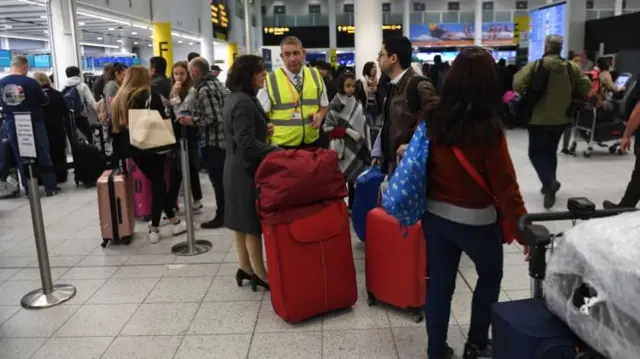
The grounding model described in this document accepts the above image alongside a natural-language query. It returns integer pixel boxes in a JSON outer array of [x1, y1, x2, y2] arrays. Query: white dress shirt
[[390, 69, 409, 85], [257, 66, 329, 114]]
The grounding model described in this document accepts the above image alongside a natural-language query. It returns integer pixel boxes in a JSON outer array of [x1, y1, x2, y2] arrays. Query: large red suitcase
[[263, 200, 357, 323], [365, 207, 426, 322]]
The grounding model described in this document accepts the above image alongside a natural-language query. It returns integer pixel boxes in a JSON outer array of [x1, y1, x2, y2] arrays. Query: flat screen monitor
[[528, 2, 567, 62], [33, 54, 51, 68], [615, 74, 631, 89], [0, 50, 11, 67]]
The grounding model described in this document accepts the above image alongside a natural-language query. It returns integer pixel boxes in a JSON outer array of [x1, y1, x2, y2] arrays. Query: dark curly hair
[[225, 55, 265, 95]]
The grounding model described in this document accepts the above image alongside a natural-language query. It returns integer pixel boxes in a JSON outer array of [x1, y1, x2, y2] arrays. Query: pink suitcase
[[97, 169, 135, 247], [128, 158, 174, 221]]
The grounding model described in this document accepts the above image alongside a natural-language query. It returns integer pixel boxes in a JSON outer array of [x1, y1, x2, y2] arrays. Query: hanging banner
[[152, 22, 173, 77], [262, 48, 272, 72], [514, 16, 530, 47], [410, 22, 514, 46], [328, 48, 337, 69]]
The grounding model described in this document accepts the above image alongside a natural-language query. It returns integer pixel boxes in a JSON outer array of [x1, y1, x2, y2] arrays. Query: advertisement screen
[[410, 22, 514, 46], [0, 50, 11, 67], [528, 2, 566, 62], [33, 54, 51, 68]]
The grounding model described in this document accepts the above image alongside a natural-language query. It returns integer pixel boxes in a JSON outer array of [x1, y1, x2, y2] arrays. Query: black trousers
[[74, 116, 93, 144], [133, 154, 175, 227], [528, 125, 566, 189], [201, 145, 226, 218], [620, 150, 640, 207]]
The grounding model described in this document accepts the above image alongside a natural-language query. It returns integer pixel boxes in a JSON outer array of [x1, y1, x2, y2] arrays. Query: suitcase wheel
[[411, 309, 424, 323], [366, 292, 377, 307], [101, 240, 108, 248]]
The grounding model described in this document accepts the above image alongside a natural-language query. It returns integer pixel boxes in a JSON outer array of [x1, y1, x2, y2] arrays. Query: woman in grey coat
[[223, 55, 278, 292]]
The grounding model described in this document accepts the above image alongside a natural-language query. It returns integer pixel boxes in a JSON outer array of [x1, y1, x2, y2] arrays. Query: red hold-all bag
[[255, 148, 348, 214], [263, 200, 357, 323]]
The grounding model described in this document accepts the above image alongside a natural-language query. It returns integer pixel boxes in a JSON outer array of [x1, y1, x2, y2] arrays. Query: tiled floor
[[0, 129, 634, 358]]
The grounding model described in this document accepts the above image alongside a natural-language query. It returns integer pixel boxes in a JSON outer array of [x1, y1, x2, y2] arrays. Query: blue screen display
[[528, 2, 566, 62], [0, 50, 10, 67], [33, 54, 51, 68]]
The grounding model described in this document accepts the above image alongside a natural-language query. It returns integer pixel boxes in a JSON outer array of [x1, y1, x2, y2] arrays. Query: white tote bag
[[128, 103, 176, 151]]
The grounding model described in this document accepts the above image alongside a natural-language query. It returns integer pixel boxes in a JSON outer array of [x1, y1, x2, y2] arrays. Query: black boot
[[543, 181, 561, 209], [462, 341, 492, 359]]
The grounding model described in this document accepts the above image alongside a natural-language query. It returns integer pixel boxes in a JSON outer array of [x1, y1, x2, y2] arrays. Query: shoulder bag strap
[[452, 147, 496, 202]]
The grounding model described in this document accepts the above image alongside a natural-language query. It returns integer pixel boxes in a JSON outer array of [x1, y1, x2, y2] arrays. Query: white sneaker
[[149, 231, 161, 244], [172, 220, 188, 236], [192, 203, 204, 214]]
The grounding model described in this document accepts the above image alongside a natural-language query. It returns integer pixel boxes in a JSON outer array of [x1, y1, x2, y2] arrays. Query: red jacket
[[427, 134, 527, 244]]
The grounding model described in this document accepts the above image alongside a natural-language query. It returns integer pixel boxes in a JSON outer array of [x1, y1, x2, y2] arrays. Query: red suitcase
[[365, 207, 426, 323], [263, 200, 357, 323]]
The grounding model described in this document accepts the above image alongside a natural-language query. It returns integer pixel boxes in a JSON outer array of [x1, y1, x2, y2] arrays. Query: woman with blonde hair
[[110, 65, 186, 243]]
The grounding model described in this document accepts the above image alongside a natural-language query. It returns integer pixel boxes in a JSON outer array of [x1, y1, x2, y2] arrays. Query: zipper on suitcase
[[107, 171, 121, 241]]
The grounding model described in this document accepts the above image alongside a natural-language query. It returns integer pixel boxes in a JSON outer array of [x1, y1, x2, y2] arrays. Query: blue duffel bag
[[492, 298, 583, 359], [352, 165, 385, 241]]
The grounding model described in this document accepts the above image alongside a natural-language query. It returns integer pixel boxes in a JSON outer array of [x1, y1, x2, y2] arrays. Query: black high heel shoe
[[250, 275, 270, 292], [235, 269, 253, 287]]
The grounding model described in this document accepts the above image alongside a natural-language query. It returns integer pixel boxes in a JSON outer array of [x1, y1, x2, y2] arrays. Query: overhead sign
[[264, 27, 290, 36], [210, 1, 228, 29], [337, 24, 402, 34]]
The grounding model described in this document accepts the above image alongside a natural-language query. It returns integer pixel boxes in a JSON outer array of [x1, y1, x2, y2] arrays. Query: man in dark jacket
[[149, 56, 171, 99], [371, 36, 439, 175], [92, 63, 112, 102], [315, 61, 337, 102]]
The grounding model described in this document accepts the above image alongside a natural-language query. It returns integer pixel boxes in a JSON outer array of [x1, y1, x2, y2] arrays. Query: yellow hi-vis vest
[[266, 67, 324, 146]]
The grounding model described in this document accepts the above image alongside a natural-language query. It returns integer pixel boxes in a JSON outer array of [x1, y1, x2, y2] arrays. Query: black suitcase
[[66, 111, 105, 188]]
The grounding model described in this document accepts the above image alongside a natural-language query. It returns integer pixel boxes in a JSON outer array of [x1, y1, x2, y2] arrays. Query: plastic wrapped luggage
[[365, 207, 425, 322], [97, 169, 135, 247], [351, 166, 385, 241], [544, 211, 640, 359], [262, 201, 357, 323]]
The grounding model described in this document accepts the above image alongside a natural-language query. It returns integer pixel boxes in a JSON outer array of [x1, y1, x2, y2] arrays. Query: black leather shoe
[[201, 217, 224, 229], [235, 269, 253, 287], [250, 275, 270, 292], [602, 200, 619, 209]]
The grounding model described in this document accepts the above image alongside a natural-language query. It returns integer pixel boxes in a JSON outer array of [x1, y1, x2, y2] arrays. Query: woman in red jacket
[[423, 47, 527, 359]]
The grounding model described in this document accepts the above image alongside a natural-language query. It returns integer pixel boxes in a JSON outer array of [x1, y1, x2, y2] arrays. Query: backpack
[[62, 85, 84, 116], [585, 69, 601, 97], [514, 60, 552, 120], [406, 75, 433, 114]]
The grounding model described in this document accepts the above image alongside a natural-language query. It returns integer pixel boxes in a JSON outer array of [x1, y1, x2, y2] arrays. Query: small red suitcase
[[263, 200, 357, 323], [365, 207, 426, 322]]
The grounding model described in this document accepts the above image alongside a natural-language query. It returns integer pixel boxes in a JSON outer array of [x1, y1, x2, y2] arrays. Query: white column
[[228, 0, 239, 44], [119, 38, 132, 54], [614, 0, 623, 15], [567, 0, 587, 58], [243, 0, 253, 53], [355, 0, 382, 76], [402, 0, 411, 38], [200, 0, 214, 63], [328, 0, 337, 49], [0, 37, 9, 49], [254, 0, 263, 49], [47, 0, 81, 90], [474, 0, 483, 46]]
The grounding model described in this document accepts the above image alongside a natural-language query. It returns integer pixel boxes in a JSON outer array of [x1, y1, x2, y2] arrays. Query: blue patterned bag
[[381, 121, 429, 226]]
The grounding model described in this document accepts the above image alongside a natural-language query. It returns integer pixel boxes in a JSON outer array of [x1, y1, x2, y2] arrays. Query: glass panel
[[442, 11, 459, 22], [388, 13, 403, 24], [495, 11, 512, 22], [482, 10, 494, 22], [459, 11, 474, 22], [296, 15, 313, 26], [410, 12, 424, 24], [312, 14, 329, 26], [263, 15, 277, 26], [336, 13, 353, 25], [425, 12, 441, 23], [598, 10, 615, 17], [513, 10, 528, 17], [586, 10, 598, 19], [251, 15, 256, 27], [284, 15, 296, 26]]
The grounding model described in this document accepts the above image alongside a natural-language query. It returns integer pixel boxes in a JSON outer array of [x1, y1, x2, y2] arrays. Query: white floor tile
[[0, 337, 47, 359], [248, 332, 322, 359], [101, 335, 183, 359], [188, 301, 260, 335], [32, 336, 113, 359], [322, 328, 397, 359], [55, 304, 138, 337], [0, 305, 79, 337], [145, 276, 212, 303], [121, 302, 199, 336], [86, 277, 159, 304], [174, 334, 252, 359]]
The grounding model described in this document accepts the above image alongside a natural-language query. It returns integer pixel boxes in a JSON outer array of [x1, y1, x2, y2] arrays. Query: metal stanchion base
[[21, 284, 76, 309], [171, 240, 213, 256]]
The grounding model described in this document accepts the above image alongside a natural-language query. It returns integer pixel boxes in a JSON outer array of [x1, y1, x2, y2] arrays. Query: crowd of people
[[2, 32, 640, 359]]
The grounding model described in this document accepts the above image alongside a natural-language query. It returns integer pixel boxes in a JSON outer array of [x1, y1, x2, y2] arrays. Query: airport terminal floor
[[0, 129, 634, 358]]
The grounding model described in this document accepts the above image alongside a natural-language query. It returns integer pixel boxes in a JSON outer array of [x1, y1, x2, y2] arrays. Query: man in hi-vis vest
[[257, 36, 329, 148]]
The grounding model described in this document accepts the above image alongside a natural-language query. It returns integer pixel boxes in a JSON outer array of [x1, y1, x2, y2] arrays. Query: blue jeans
[[0, 119, 57, 193], [422, 212, 503, 359], [528, 125, 566, 189]]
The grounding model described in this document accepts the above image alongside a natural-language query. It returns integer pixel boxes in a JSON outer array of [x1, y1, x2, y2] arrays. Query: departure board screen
[[528, 2, 566, 62]]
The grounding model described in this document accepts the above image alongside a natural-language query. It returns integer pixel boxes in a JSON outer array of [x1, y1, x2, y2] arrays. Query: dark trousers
[[201, 145, 226, 218], [620, 152, 640, 207], [422, 212, 503, 358], [528, 124, 566, 189], [347, 181, 355, 209], [133, 155, 175, 227], [168, 145, 203, 207]]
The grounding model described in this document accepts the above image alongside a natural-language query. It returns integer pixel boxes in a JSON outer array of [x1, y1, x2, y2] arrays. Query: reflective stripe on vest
[[266, 67, 323, 146]]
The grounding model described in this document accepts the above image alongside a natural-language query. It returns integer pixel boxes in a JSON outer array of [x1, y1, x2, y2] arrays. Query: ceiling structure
[[0, 0, 204, 49]]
